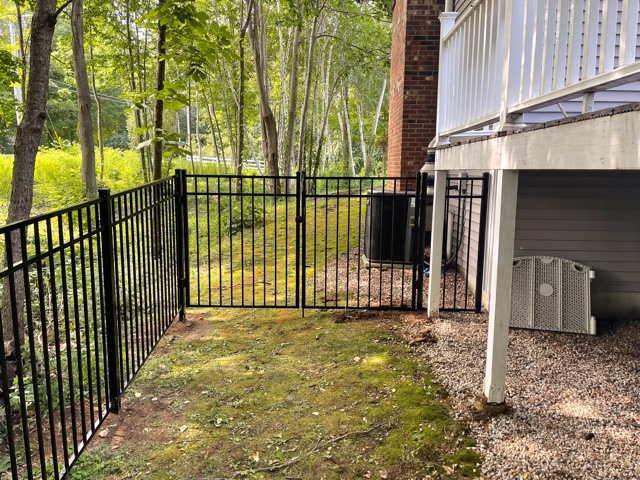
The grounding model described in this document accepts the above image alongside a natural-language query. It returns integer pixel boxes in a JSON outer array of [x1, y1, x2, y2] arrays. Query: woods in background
[[0, 0, 391, 186]]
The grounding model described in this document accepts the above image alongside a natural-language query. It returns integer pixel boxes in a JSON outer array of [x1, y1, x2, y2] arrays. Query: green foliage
[[224, 196, 264, 235], [0, 48, 19, 128], [0, 147, 144, 219]]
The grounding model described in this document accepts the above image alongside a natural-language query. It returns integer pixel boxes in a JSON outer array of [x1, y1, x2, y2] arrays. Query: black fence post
[[98, 188, 121, 414], [298, 171, 307, 315], [475, 172, 490, 313], [175, 170, 187, 322], [416, 172, 429, 309]]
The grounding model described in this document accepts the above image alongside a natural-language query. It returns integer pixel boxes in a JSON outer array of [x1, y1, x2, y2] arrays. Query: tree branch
[[314, 34, 390, 58], [54, 0, 75, 19]]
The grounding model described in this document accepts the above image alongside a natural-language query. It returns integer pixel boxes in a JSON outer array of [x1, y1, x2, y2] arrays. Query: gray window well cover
[[510, 256, 596, 335]]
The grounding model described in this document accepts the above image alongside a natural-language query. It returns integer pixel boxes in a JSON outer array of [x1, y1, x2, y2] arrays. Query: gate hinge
[[178, 277, 187, 288], [295, 215, 303, 224]]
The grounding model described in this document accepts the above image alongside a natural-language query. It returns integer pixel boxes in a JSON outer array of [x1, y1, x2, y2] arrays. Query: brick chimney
[[387, 0, 444, 180]]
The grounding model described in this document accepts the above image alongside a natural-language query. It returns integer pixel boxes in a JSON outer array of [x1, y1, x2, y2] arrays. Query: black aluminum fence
[[182, 171, 490, 312], [1, 170, 488, 479], [0, 178, 178, 479], [181, 172, 300, 308], [301, 175, 430, 310], [441, 174, 490, 312]]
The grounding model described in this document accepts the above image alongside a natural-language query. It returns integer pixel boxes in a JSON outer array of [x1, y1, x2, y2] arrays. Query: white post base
[[483, 169, 519, 404]]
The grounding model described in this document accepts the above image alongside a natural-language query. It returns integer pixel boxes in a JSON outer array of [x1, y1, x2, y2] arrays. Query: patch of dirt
[[92, 397, 176, 450]]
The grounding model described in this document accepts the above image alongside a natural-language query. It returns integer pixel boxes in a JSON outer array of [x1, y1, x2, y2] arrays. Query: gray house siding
[[514, 171, 640, 318]]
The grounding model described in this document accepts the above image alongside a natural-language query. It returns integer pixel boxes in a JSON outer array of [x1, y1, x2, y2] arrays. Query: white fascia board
[[435, 106, 640, 171]]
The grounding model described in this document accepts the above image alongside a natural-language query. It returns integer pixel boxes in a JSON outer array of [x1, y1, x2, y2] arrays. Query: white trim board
[[436, 105, 640, 171]]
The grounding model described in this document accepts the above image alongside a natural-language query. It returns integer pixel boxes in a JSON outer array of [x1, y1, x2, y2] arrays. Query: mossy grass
[[76, 307, 480, 479]]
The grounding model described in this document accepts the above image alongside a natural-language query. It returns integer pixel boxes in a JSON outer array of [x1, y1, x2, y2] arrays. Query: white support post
[[427, 170, 447, 317], [582, 92, 595, 113], [483, 169, 519, 405]]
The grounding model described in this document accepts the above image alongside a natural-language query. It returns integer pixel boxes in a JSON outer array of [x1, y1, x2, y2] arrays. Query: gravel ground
[[311, 247, 474, 309], [396, 313, 640, 480]]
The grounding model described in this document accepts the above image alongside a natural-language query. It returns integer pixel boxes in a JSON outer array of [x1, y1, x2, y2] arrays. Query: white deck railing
[[437, 0, 640, 138]]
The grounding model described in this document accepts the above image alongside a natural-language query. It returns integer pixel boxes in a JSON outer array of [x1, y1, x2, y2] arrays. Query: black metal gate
[[178, 170, 488, 313]]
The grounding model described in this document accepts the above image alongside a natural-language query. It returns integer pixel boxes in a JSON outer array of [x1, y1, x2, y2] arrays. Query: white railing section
[[186, 155, 266, 170], [437, 0, 640, 138]]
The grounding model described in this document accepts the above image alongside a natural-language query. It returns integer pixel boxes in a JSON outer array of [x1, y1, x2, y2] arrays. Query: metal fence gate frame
[[179, 170, 489, 314]]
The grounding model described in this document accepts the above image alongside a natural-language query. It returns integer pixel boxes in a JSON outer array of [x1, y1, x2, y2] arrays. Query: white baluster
[[582, 0, 600, 79], [552, 0, 571, 90], [499, 0, 526, 128], [619, 0, 639, 67], [541, 0, 558, 95], [530, 0, 545, 99], [599, 0, 618, 74], [566, 0, 585, 85]]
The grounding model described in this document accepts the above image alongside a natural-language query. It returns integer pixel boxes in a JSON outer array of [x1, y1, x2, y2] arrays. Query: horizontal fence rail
[[0, 179, 178, 479], [439, 0, 640, 136]]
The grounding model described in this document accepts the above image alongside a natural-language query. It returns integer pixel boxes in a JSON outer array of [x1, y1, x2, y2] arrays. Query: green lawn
[[73, 307, 480, 479]]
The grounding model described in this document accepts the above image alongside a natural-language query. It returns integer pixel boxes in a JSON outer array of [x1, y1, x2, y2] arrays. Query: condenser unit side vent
[[510, 256, 596, 335]]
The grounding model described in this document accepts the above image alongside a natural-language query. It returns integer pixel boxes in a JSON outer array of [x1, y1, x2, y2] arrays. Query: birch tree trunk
[[126, 2, 149, 182], [236, 1, 254, 184], [356, 101, 368, 176], [72, 0, 97, 198], [369, 77, 387, 174], [342, 83, 355, 176]]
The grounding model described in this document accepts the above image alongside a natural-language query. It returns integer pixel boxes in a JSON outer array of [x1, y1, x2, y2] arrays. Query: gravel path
[[396, 313, 640, 480]]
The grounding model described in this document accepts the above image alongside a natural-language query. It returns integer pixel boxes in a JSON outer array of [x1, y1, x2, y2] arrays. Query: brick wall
[[387, 0, 444, 182]]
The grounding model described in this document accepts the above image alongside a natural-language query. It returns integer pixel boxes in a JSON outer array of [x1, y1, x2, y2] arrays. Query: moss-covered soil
[[73, 308, 480, 479]]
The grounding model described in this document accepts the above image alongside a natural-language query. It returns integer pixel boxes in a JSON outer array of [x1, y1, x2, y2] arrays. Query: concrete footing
[[474, 395, 508, 415]]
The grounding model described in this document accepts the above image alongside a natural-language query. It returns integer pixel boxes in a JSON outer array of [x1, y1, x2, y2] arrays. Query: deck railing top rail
[[436, 0, 640, 139]]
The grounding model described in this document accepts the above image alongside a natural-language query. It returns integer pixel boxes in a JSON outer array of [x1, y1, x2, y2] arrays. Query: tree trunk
[[126, 2, 149, 182], [296, 12, 320, 173], [369, 77, 387, 175], [236, 1, 253, 185], [283, 6, 302, 188], [195, 90, 202, 163], [16, 4, 26, 105], [249, 0, 280, 193], [356, 101, 368, 176], [2, 0, 59, 387], [201, 89, 221, 163], [313, 75, 340, 177], [342, 83, 355, 176], [89, 43, 105, 181], [72, 0, 97, 198], [152, 0, 167, 181]]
